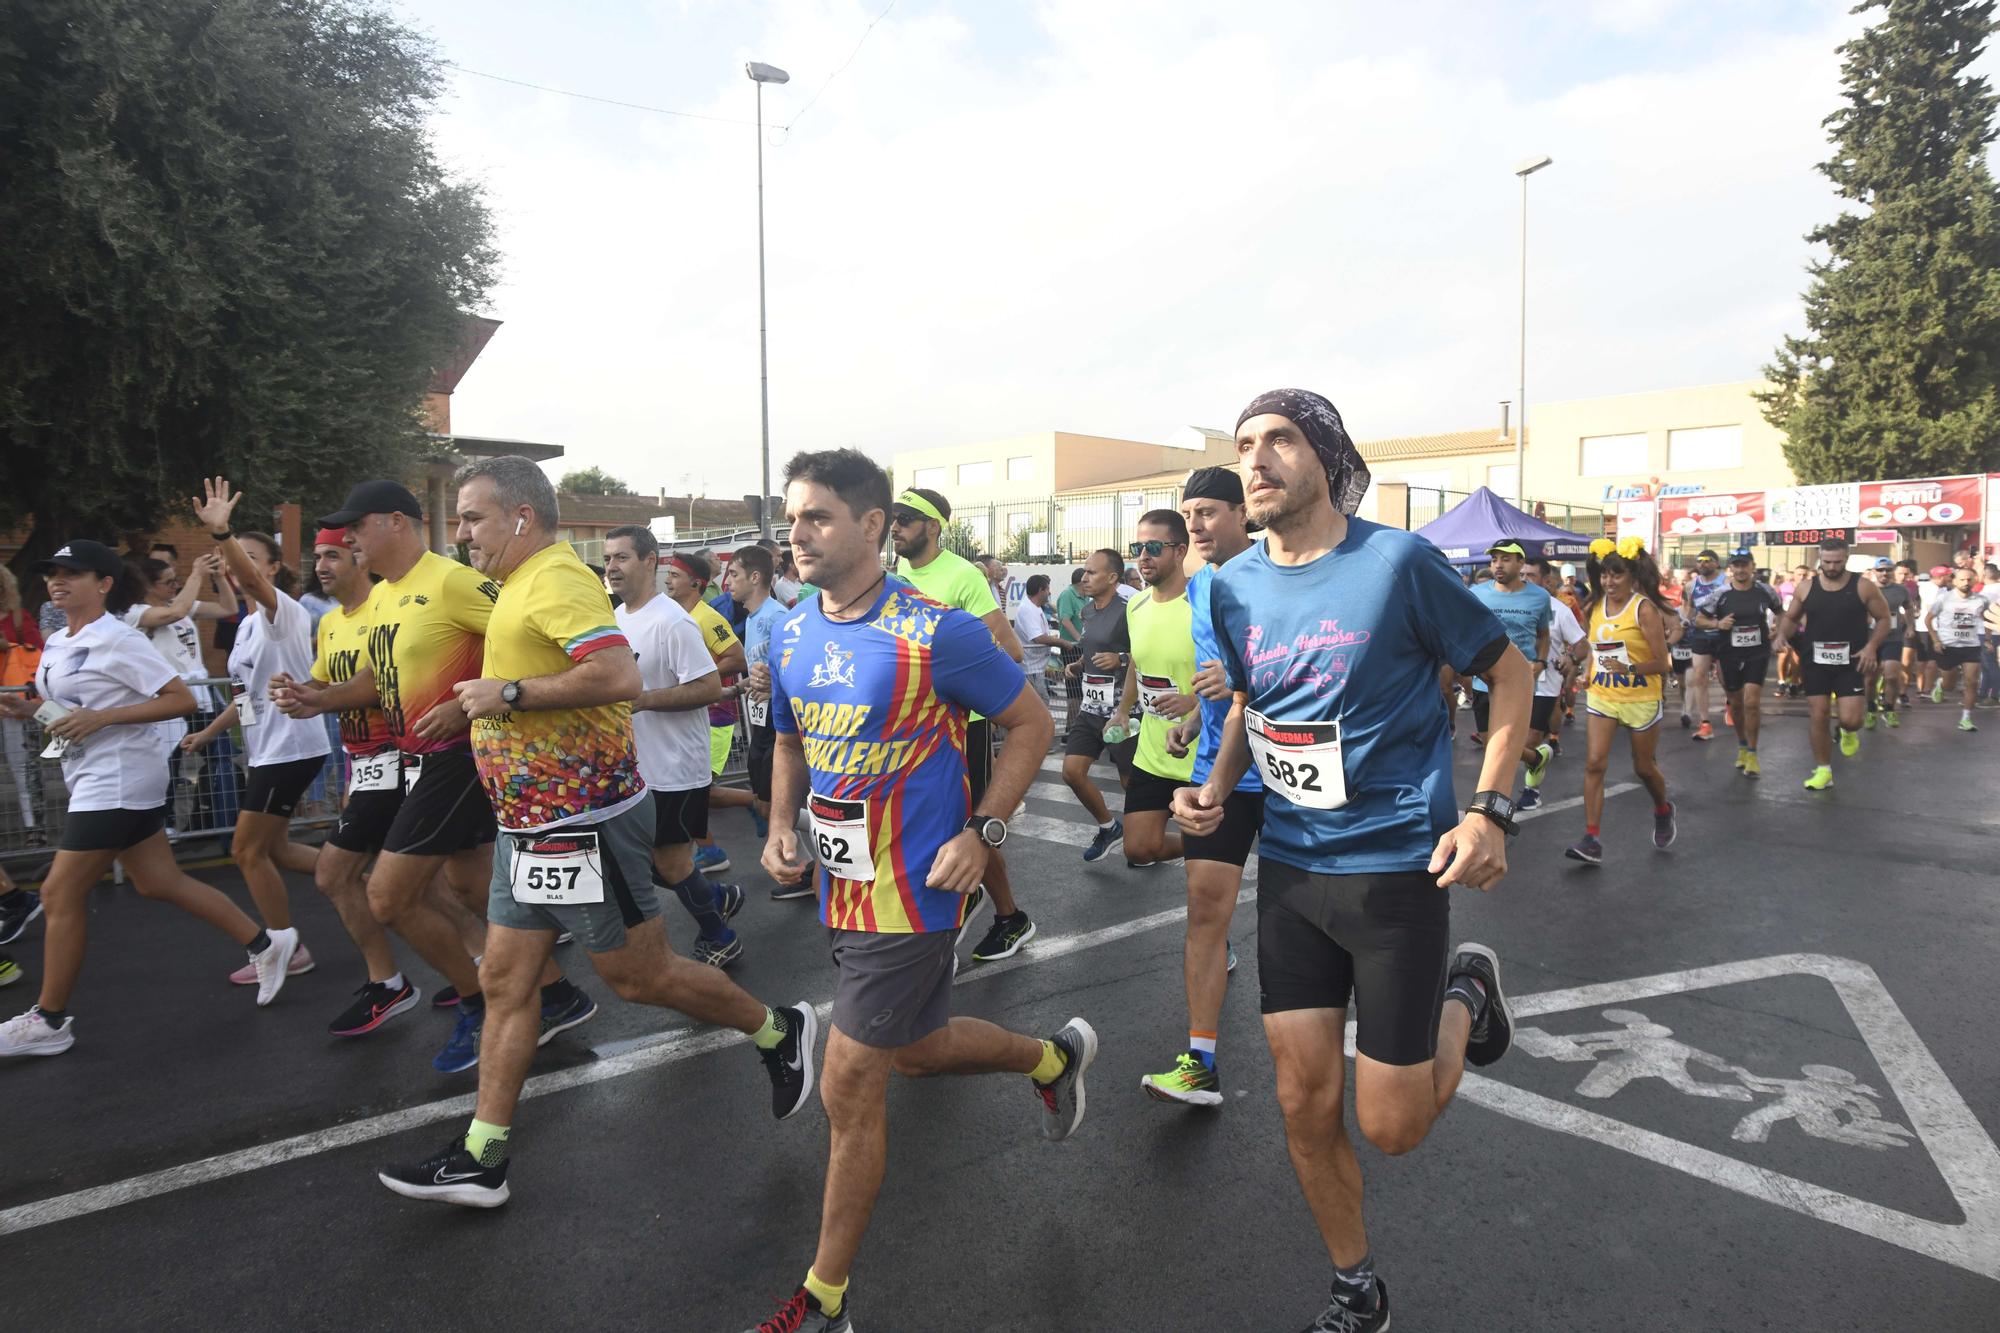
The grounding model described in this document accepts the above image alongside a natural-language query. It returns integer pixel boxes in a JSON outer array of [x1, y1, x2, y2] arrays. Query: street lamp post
[[1514, 153, 1553, 510], [746, 61, 790, 540]]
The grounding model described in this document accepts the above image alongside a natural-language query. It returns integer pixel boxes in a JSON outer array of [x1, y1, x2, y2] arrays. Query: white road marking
[[1028, 780, 1122, 812]]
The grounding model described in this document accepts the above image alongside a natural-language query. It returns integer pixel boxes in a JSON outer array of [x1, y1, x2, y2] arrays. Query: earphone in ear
[[513, 517, 525, 535]]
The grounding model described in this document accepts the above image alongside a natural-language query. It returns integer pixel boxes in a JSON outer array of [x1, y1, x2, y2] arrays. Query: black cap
[[33, 539, 122, 578], [320, 479, 423, 528], [1727, 549, 1753, 564]]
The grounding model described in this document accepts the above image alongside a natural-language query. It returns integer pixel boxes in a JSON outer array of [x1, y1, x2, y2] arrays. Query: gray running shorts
[[486, 798, 660, 953], [828, 927, 958, 1049]]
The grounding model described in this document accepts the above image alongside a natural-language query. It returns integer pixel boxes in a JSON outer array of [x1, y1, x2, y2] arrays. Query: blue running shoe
[[537, 989, 598, 1046], [694, 844, 731, 873], [1082, 819, 1123, 863], [714, 883, 745, 922], [433, 1006, 483, 1073], [751, 808, 770, 840]]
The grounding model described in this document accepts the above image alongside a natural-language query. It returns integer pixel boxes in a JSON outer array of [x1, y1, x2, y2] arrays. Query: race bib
[[1244, 708, 1346, 811], [807, 793, 873, 882], [1670, 644, 1692, 663], [1731, 627, 1761, 649], [231, 678, 258, 726], [1813, 641, 1851, 666], [1137, 673, 1176, 718], [347, 751, 400, 794], [745, 693, 770, 728], [35, 700, 71, 760], [508, 829, 606, 905], [401, 751, 425, 793], [1081, 672, 1116, 714], [1594, 639, 1631, 668]]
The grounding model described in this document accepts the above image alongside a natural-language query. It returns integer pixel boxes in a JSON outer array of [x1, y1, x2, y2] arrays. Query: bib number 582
[[1261, 753, 1323, 793]]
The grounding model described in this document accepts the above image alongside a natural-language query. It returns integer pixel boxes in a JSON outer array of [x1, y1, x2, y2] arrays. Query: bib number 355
[[1245, 708, 1347, 811]]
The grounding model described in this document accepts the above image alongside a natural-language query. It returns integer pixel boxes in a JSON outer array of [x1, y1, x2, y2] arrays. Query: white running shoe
[[228, 941, 315, 986], [0, 1007, 75, 1057], [253, 928, 301, 1006]]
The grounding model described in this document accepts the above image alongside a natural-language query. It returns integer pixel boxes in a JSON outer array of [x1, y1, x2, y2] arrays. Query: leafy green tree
[[559, 467, 634, 496], [1761, 0, 2000, 482], [939, 519, 982, 560], [0, 0, 496, 571]]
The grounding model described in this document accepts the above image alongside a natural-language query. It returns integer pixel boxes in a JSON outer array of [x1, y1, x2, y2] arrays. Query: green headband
[[894, 491, 945, 525]]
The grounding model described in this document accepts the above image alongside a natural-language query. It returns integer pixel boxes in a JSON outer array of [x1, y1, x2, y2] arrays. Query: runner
[[746, 448, 1088, 1333], [1012, 573, 1061, 707], [1106, 510, 1196, 869], [380, 455, 815, 1208], [279, 479, 589, 1073], [888, 487, 1036, 962], [1679, 550, 1727, 740], [1459, 542, 1557, 810], [1866, 558, 1914, 729], [0, 541, 301, 1057], [1776, 536, 1893, 789], [1924, 565, 1992, 731], [1695, 550, 1786, 778], [1565, 536, 1678, 865], [727, 544, 815, 903], [1054, 566, 1089, 716], [1895, 561, 1926, 704], [1143, 466, 1259, 1107], [1538, 559, 1586, 738], [1060, 548, 1139, 862], [603, 526, 745, 966], [662, 551, 748, 876], [122, 550, 232, 834], [1523, 556, 1586, 784], [1171, 390, 1524, 1332], [1919, 565, 1952, 701]]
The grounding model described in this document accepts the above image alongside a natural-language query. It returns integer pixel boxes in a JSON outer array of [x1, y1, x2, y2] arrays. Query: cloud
[[414, 0, 1869, 495]]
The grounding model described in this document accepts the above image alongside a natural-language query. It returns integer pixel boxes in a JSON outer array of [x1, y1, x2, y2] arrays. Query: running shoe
[[751, 808, 770, 840], [1692, 721, 1714, 742], [760, 1002, 818, 1120], [0, 955, 19, 987], [1960, 716, 1980, 732], [1140, 1052, 1223, 1107], [1127, 855, 1184, 869], [1741, 751, 1761, 779], [0, 1006, 74, 1058], [770, 872, 816, 901], [1733, 746, 1747, 770], [694, 933, 743, 968], [433, 1006, 483, 1073], [1839, 728, 1861, 758], [1517, 787, 1543, 812], [251, 928, 301, 1007], [739, 1288, 851, 1333], [955, 885, 988, 946], [1724, 703, 1735, 728], [1082, 819, 1123, 863], [328, 980, 421, 1037], [0, 890, 43, 945], [537, 988, 598, 1045], [971, 911, 1036, 963], [1035, 1016, 1098, 1141], [1302, 1278, 1391, 1332], [1884, 710, 1901, 728], [1864, 710, 1877, 731], [715, 882, 746, 921], [432, 985, 461, 1009], [1548, 735, 1564, 756], [1680, 712, 1692, 728], [1803, 765, 1833, 791], [555, 931, 574, 946], [1932, 683, 1945, 703], [694, 844, 731, 873], [378, 1136, 509, 1208], [1227, 940, 1238, 973], [1564, 835, 1603, 866], [1448, 943, 1511, 1067], [1653, 802, 1678, 850], [229, 940, 315, 987], [1523, 743, 1553, 789]]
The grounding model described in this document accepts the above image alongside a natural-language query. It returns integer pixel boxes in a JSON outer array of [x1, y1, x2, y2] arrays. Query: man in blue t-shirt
[[1171, 389, 1536, 1333], [729, 543, 800, 897], [1461, 541, 1557, 808]]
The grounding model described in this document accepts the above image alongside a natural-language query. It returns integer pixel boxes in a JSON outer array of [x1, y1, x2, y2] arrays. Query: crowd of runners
[[0, 398, 1994, 1332]]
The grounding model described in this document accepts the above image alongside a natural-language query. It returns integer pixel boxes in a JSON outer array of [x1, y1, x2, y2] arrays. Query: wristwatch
[[1465, 790, 1519, 837], [966, 814, 1008, 848], [500, 680, 523, 708]]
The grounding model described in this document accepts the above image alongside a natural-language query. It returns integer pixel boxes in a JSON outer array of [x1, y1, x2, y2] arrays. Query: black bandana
[[1234, 388, 1370, 517], [1181, 466, 1244, 505]]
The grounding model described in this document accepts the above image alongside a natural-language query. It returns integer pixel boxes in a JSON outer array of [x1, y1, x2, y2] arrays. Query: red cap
[[1929, 565, 1952, 580], [314, 527, 349, 549]]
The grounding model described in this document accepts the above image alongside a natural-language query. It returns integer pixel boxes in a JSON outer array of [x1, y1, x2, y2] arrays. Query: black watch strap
[[1467, 790, 1519, 836]]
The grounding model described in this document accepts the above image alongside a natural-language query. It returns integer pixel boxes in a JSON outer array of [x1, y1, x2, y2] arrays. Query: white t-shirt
[[122, 606, 219, 712], [1539, 601, 1585, 698], [773, 576, 801, 606], [227, 592, 332, 767], [1012, 600, 1054, 676], [615, 596, 719, 792], [1115, 583, 1138, 601], [35, 613, 179, 812], [1927, 590, 1992, 649]]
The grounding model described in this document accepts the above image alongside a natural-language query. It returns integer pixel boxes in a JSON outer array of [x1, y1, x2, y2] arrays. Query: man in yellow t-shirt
[[378, 456, 816, 1211]]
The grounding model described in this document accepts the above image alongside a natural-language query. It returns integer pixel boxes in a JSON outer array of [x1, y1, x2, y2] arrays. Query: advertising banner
[[1855, 476, 1982, 528], [1658, 491, 1764, 536]]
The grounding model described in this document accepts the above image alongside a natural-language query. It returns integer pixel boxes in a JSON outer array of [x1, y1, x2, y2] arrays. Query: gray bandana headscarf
[[1235, 388, 1371, 517]]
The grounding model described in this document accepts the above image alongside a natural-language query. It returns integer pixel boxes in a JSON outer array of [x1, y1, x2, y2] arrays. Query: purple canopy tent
[[1413, 486, 1593, 566]]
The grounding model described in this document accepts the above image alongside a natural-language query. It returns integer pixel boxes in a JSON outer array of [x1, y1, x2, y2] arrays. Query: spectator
[[0, 566, 45, 836], [1012, 574, 1061, 705]]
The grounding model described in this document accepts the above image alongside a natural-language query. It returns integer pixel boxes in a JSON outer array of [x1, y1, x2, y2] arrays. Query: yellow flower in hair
[[1589, 537, 1615, 559], [1617, 535, 1645, 560]]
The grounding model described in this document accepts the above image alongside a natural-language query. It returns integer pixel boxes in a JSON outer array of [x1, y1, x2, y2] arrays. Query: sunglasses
[[1128, 540, 1184, 558]]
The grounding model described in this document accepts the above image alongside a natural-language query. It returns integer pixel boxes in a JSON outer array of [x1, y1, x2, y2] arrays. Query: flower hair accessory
[[1616, 535, 1646, 560], [1589, 537, 1616, 559]]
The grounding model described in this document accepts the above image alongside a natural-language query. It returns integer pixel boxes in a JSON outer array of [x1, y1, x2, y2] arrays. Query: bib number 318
[[508, 830, 606, 906], [1245, 708, 1347, 811]]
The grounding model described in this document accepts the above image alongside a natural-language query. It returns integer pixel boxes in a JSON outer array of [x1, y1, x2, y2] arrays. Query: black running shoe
[[970, 910, 1036, 962], [377, 1136, 510, 1208], [770, 873, 816, 901], [432, 984, 460, 1009], [1301, 1277, 1390, 1332], [715, 882, 745, 921], [761, 1002, 818, 1120], [1448, 944, 1511, 1067], [0, 890, 42, 946], [328, 979, 421, 1037], [740, 1287, 851, 1333]]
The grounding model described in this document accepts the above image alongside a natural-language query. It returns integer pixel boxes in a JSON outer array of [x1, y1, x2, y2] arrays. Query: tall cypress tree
[[1761, 0, 2000, 482]]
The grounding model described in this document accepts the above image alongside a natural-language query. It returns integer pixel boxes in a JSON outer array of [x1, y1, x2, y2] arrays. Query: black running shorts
[[1063, 710, 1136, 777], [383, 748, 497, 857], [1123, 766, 1184, 815], [328, 782, 404, 854], [1257, 861, 1451, 1067], [747, 720, 775, 803], [60, 805, 166, 853], [241, 754, 327, 819], [1182, 788, 1263, 867], [1469, 692, 1556, 735], [650, 784, 711, 847], [1799, 661, 1865, 698], [964, 718, 994, 808], [1717, 652, 1771, 694]]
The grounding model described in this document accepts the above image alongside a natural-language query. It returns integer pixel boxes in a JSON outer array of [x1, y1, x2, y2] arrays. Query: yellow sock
[[750, 1006, 788, 1051], [464, 1118, 510, 1166], [1029, 1038, 1066, 1085], [804, 1267, 847, 1316]]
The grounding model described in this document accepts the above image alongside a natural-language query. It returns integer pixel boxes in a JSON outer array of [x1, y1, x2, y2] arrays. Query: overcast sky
[[396, 0, 1889, 497]]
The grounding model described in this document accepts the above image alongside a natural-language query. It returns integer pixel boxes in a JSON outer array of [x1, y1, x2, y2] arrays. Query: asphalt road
[[5, 689, 1997, 1331]]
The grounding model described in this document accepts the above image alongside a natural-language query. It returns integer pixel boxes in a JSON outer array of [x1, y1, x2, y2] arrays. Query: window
[[1667, 425, 1742, 471], [1580, 432, 1648, 477], [1486, 463, 1519, 497], [957, 461, 994, 486], [912, 467, 946, 489], [1006, 455, 1034, 482]]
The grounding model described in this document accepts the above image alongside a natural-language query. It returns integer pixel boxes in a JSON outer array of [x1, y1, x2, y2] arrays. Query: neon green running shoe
[[1838, 728, 1860, 758], [1864, 711, 1877, 731], [1884, 710, 1900, 728], [1733, 746, 1747, 770], [0, 954, 20, 988], [1960, 716, 1979, 732], [1139, 1051, 1223, 1107], [1932, 683, 1945, 703], [1803, 765, 1833, 791], [1523, 743, 1553, 790]]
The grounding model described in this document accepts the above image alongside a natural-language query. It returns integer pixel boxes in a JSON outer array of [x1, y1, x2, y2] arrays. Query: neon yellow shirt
[[1127, 588, 1195, 781]]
